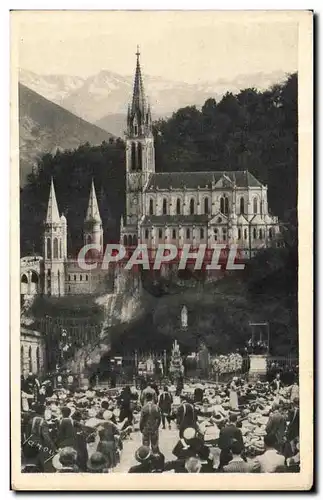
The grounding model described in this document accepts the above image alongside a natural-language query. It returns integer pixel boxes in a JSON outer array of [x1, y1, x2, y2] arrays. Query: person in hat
[[54, 447, 79, 473], [140, 392, 161, 453], [118, 385, 135, 425], [57, 406, 77, 449], [87, 451, 110, 473], [96, 416, 119, 469], [194, 384, 204, 404], [141, 382, 158, 406], [229, 378, 239, 411], [71, 411, 88, 472], [218, 412, 244, 469], [172, 427, 208, 461], [176, 398, 197, 438], [128, 446, 153, 473], [265, 402, 286, 453], [158, 386, 173, 430], [24, 404, 57, 472]]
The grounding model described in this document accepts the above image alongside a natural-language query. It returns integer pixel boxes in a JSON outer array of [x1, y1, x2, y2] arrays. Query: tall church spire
[[46, 177, 60, 224], [131, 46, 146, 118], [85, 179, 102, 223], [127, 47, 152, 137]]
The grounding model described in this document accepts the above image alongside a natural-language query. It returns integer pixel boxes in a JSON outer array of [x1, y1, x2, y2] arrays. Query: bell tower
[[43, 178, 66, 296], [125, 47, 155, 226]]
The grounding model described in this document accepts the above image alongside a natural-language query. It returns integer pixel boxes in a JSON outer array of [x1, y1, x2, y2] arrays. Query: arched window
[[224, 197, 229, 215], [149, 199, 154, 215], [253, 228, 257, 239], [86, 275, 89, 281], [59, 239, 62, 258], [222, 228, 227, 241], [68, 275, 71, 281], [46, 238, 51, 259], [204, 198, 210, 214], [220, 197, 224, 214], [133, 235, 138, 247], [253, 197, 258, 214], [131, 142, 136, 170], [172, 229, 176, 239], [259, 229, 263, 239], [190, 198, 195, 215], [28, 346, 32, 373], [128, 235, 133, 247], [158, 229, 163, 239], [176, 198, 181, 215], [137, 142, 142, 171], [74, 275, 76, 281], [36, 347, 40, 373], [269, 228, 273, 240], [214, 228, 218, 241], [53, 238, 58, 259], [200, 228, 204, 239], [186, 228, 190, 239], [238, 228, 242, 239], [163, 198, 167, 215], [240, 198, 245, 215], [80, 274, 83, 281], [87, 235, 92, 244], [145, 229, 149, 239], [244, 229, 248, 240], [123, 235, 128, 246]]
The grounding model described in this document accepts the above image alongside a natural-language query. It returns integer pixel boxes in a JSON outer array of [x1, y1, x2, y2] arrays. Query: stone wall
[[21, 327, 46, 378]]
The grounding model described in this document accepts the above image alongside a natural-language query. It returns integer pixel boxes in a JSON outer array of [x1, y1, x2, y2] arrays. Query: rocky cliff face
[[66, 280, 148, 374]]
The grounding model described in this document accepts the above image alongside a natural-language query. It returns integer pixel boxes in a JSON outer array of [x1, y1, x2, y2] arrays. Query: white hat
[[183, 427, 196, 440], [103, 410, 113, 421]]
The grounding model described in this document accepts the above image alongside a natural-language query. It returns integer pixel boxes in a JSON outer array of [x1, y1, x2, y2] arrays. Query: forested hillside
[[20, 73, 297, 256]]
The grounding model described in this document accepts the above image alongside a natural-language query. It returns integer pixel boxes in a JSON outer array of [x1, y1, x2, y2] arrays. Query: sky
[[14, 11, 299, 84]]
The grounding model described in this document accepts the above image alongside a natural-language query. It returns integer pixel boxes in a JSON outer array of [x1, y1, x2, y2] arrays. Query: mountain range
[[19, 68, 288, 137], [19, 83, 113, 184], [19, 67, 289, 183]]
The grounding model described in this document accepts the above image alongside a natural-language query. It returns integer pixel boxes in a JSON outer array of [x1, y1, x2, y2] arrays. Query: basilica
[[120, 50, 280, 259], [20, 49, 281, 299]]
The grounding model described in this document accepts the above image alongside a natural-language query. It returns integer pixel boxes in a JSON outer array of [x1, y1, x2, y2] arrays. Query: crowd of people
[[21, 368, 300, 474]]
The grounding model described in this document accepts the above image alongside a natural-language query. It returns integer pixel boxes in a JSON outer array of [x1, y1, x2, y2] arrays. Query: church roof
[[146, 170, 263, 190], [46, 177, 60, 224], [85, 179, 102, 223], [141, 215, 209, 226]]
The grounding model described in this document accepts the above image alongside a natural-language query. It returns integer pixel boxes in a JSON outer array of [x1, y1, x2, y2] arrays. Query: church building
[[20, 49, 281, 298], [120, 49, 281, 258]]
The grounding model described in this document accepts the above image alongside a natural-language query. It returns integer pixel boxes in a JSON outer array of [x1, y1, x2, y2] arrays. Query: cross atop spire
[[136, 44, 140, 58], [46, 177, 60, 224]]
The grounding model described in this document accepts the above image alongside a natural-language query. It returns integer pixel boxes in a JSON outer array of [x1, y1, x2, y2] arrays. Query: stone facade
[[21, 327, 46, 377]]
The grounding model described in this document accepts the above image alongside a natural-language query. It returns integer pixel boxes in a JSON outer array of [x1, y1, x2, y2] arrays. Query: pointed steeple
[[131, 46, 146, 117], [46, 177, 60, 224], [85, 179, 102, 223], [127, 46, 152, 137]]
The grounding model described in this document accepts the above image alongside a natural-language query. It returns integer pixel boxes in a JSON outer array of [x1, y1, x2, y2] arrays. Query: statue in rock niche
[[181, 305, 188, 329]]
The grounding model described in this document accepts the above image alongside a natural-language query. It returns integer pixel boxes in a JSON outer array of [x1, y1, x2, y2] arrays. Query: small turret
[[84, 179, 103, 252]]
